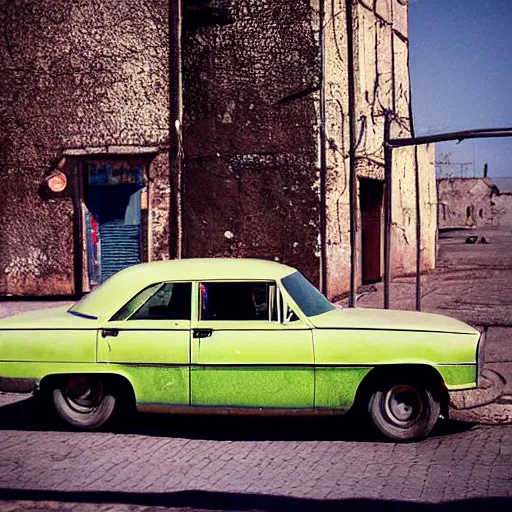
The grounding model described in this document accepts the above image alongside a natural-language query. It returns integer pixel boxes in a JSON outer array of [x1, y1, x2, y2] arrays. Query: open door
[[82, 159, 146, 288]]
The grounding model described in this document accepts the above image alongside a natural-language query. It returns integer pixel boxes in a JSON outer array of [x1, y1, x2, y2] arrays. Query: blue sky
[[409, 0, 512, 177]]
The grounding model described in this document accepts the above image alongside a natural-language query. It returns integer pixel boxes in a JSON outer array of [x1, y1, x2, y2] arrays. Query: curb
[[448, 369, 512, 425], [450, 402, 512, 425], [449, 369, 506, 410]]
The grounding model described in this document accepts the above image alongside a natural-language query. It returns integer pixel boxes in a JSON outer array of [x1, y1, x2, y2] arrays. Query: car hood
[[310, 307, 479, 335], [0, 305, 98, 329]]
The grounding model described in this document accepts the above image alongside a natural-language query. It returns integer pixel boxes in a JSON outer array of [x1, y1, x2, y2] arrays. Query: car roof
[[71, 258, 297, 319], [116, 258, 296, 282]]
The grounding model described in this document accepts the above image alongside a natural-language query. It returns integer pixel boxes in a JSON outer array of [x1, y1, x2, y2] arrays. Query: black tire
[[52, 375, 116, 430], [368, 379, 440, 442]]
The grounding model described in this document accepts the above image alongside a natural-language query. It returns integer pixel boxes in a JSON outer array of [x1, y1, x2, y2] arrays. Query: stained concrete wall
[[323, 0, 352, 296], [0, 0, 170, 295], [182, 0, 321, 285], [391, 144, 437, 276], [182, 0, 437, 298], [1, 0, 437, 299], [324, 0, 436, 298]]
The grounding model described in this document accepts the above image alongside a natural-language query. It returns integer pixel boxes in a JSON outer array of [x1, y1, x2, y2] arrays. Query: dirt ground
[[356, 226, 512, 323]]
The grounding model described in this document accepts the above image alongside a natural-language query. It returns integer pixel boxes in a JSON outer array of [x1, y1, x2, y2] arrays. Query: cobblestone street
[[0, 394, 511, 511]]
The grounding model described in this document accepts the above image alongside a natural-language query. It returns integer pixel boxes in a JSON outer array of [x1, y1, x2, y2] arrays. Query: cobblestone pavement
[[0, 394, 511, 511]]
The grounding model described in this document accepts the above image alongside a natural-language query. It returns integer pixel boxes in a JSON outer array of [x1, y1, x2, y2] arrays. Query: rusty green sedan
[[0, 259, 482, 441]]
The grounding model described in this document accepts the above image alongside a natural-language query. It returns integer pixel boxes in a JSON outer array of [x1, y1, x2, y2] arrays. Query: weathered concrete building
[[0, 0, 436, 299], [0, 0, 171, 296], [438, 177, 512, 228]]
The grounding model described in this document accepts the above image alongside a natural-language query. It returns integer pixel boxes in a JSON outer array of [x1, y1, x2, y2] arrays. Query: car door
[[190, 280, 314, 409], [97, 281, 192, 406]]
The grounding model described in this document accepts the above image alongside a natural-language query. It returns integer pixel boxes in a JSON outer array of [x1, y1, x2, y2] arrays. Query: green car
[[0, 259, 482, 441]]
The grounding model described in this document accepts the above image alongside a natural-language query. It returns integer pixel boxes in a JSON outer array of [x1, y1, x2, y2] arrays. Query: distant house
[[438, 177, 512, 228]]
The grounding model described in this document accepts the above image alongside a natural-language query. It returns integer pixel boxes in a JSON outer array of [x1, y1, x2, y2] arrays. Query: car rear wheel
[[368, 379, 440, 442], [52, 375, 116, 430]]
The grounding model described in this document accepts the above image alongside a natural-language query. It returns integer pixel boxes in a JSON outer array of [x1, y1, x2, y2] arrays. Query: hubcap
[[384, 385, 423, 426], [65, 376, 103, 412]]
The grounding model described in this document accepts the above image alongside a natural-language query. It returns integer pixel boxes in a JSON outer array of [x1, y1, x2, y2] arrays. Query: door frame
[[78, 156, 151, 292]]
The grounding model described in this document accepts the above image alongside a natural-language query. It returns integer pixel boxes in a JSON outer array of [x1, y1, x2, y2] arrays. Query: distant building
[[0, 0, 436, 298], [438, 177, 512, 228]]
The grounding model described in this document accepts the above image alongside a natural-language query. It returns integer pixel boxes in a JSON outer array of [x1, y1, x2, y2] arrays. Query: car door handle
[[193, 328, 213, 339], [101, 329, 119, 338]]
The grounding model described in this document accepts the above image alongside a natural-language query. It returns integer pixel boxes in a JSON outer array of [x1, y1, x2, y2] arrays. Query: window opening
[[200, 281, 301, 322], [111, 282, 191, 321], [199, 281, 300, 323]]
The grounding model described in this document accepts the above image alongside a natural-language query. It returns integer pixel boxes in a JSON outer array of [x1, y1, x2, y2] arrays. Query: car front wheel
[[369, 380, 440, 441], [52, 375, 116, 430]]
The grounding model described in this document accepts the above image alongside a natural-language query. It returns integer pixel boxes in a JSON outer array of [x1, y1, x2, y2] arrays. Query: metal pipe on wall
[[170, 0, 183, 259], [389, 128, 512, 148], [383, 111, 393, 309], [414, 145, 421, 311], [345, 0, 358, 308], [319, 0, 328, 297]]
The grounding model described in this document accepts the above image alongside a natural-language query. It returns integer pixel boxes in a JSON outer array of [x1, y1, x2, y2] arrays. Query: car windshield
[[281, 272, 335, 317]]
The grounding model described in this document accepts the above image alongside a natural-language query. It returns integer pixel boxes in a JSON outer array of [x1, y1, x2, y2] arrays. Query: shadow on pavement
[[0, 394, 477, 442], [0, 489, 510, 511]]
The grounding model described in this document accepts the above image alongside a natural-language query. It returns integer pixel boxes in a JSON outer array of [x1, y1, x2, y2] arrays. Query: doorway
[[360, 178, 384, 284], [83, 159, 146, 288]]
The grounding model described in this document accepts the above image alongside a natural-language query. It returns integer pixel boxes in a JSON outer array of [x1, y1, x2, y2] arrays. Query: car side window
[[199, 282, 270, 321], [199, 281, 298, 322], [111, 282, 192, 321]]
